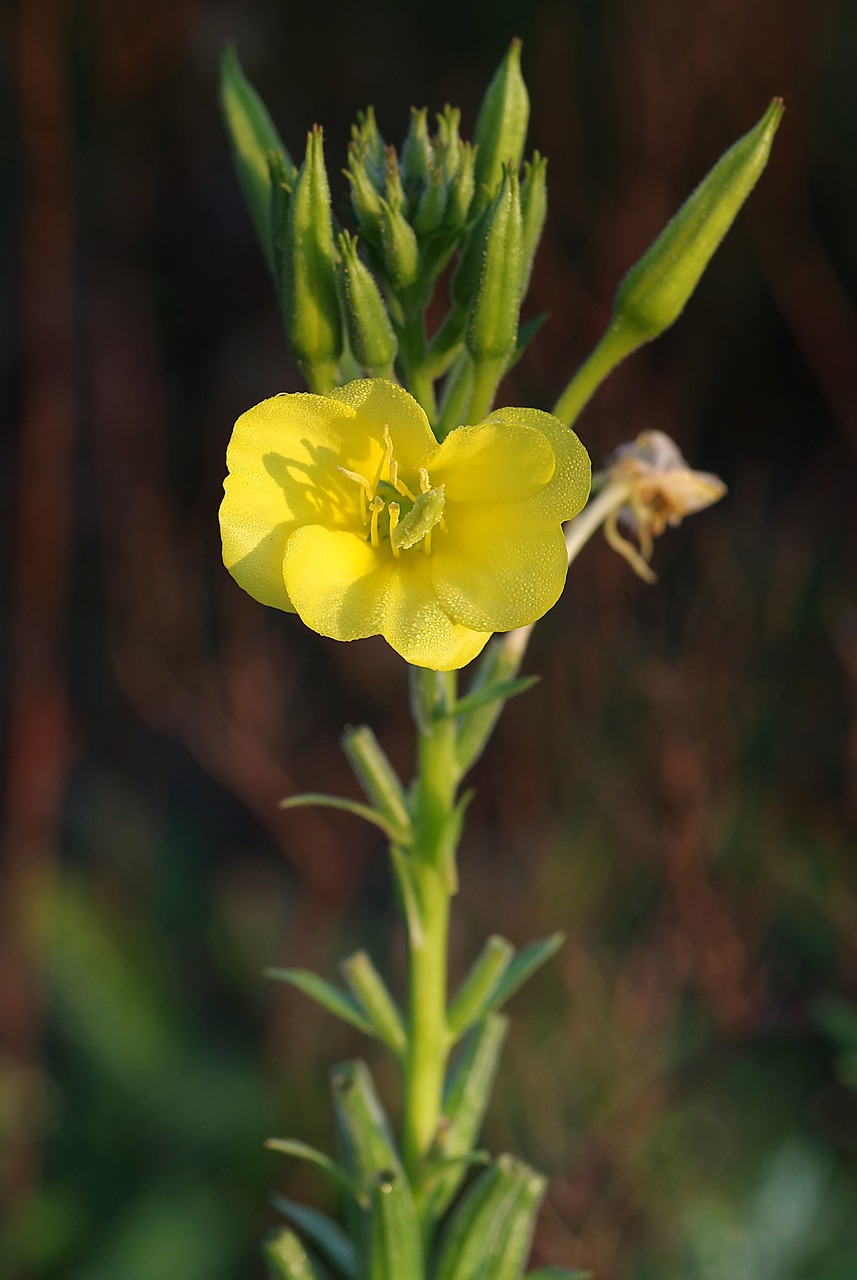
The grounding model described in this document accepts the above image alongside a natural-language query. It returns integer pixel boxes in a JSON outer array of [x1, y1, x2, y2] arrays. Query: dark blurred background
[[2, 1, 857, 1277]]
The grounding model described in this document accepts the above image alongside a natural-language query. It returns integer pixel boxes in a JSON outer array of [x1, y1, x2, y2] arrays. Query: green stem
[[551, 321, 638, 427], [398, 310, 437, 422], [464, 357, 506, 424], [402, 670, 459, 1199]]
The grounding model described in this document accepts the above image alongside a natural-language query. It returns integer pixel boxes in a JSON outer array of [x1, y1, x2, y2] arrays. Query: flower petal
[[328, 378, 438, 475], [432, 505, 570, 633], [283, 525, 490, 669], [483, 407, 591, 520], [431, 421, 555, 504]]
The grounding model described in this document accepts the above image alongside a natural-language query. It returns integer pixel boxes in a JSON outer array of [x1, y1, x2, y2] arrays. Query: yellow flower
[[220, 379, 590, 669]]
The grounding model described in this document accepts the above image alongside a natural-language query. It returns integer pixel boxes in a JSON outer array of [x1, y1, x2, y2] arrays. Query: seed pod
[[283, 127, 343, 386], [472, 39, 529, 211]]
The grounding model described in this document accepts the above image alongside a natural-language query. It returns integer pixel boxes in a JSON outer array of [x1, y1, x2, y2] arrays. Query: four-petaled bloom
[[220, 379, 590, 669]]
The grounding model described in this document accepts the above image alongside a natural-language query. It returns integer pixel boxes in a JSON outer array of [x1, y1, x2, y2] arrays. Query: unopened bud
[[445, 141, 476, 230], [351, 106, 386, 188], [347, 147, 384, 246], [466, 165, 522, 363], [520, 152, 548, 296], [472, 39, 529, 211], [378, 197, 421, 289], [402, 107, 433, 197], [220, 47, 294, 271], [335, 232, 397, 376], [283, 127, 343, 384], [612, 99, 784, 350]]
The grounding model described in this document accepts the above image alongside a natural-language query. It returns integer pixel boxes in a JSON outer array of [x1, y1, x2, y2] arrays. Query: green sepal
[[472, 39, 530, 212], [340, 950, 407, 1057], [332, 1060, 405, 1257], [431, 1154, 537, 1280], [283, 126, 343, 388], [483, 933, 566, 1015], [265, 1139, 356, 1198], [341, 725, 412, 837], [424, 1013, 508, 1222], [264, 1227, 327, 1280], [220, 46, 293, 272], [447, 937, 514, 1039], [367, 1167, 424, 1280], [612, 98, 784, 352], [466, 164, 522, 365], [279, 793, 409, 845], [265, 968, 376, 1039], [272, 1194, 358, 1280], [444, 675, 539, 723]]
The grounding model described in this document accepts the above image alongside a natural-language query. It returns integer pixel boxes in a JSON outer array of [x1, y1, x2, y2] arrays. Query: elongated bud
[[612, 98, 784, 350], [351, 105, 386, 188], [283, 127, 343, 385], [347, 147, 384, 246], [267, 150, 293, 306], [520, 151, 548, 296], [472, 39, 529, 211], [466, 165, 522, 363], [413, 173, 448, 237], [378, 196, 421, 289], [435, 105, 463, 183], [220, 47, 294, 271], [335, 232, 397, 376], [445, 140, 476, 229], [402, 107, 433, 197]]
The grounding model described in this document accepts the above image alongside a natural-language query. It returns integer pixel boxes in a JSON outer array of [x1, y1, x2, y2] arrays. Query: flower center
[[337, 426, 445, 558]]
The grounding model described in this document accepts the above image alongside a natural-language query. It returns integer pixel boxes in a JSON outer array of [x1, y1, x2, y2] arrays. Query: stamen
[[336, 464, 371, 524], [419, 467, 431, 494], [388, 502, 401, 557], [604, 510, 657, 583], [369, 495, 384, 548], [371, 425, 395, 495]]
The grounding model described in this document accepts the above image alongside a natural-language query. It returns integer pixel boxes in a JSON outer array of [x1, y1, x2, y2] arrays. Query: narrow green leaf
[[265, 968, 376, 1039], [447, 937, 514, 1040], [444, 676, 539, 722], [279, 793, 408, 844], [484, 933, 565, 1014], [341, 726, 412, 836], [341, 951, 407, 1057], [265, 1140, 355, 1197], [271, 1194, 357, 1280]]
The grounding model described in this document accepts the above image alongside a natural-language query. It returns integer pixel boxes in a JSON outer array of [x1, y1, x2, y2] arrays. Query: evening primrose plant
[[220, 41, 782, 1280]]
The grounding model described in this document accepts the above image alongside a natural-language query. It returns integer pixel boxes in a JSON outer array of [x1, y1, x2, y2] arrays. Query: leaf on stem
[[447, 936, 514, 1039], [483, 932, 566, 1014], [265, 968, 377, 1038], [265, 1139, 356, 1197], [340, 950, 408, 1057], [271, 1194, 358, 1280], [279, 793, 409, 845], [443, 675, 539, 722]]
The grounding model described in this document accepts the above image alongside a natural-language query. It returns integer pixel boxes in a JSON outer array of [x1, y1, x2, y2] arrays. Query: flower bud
[[472, 38, 529, 212], [466, 165, 522, 363], [220, 47, 294, 271], [445, 140, 476, 230], [611, 98, 784, 351], [351, 105, 386, 189], [283, 127, 343, 386], [519, 151, 548, 296], [402, 107, 433, 198], [267, 150, 293, 306], [335, 232, 398, 376], [413, 173, 448, 237], [347, 146, 384, 246], [434, 105, 463, 183], [378, 196, 421, 289]]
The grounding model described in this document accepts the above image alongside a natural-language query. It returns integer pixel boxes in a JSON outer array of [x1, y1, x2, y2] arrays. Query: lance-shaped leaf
[[272, 1195, 358, 1280], [264, 1227, 328, 1280], [265, 968, 376, 1039], [482, 933, 566, 1015], [220, 47, 293, 270], [265, 1139, 355, 1198], [342, 726, 412, 838], [425, 1013, 508, 1222], [279, 792, 408, 846], [447, 937, 514, 1040]]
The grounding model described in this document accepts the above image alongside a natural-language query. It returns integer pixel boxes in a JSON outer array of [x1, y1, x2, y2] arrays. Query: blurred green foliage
[[3, 0, 857, 1278]]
